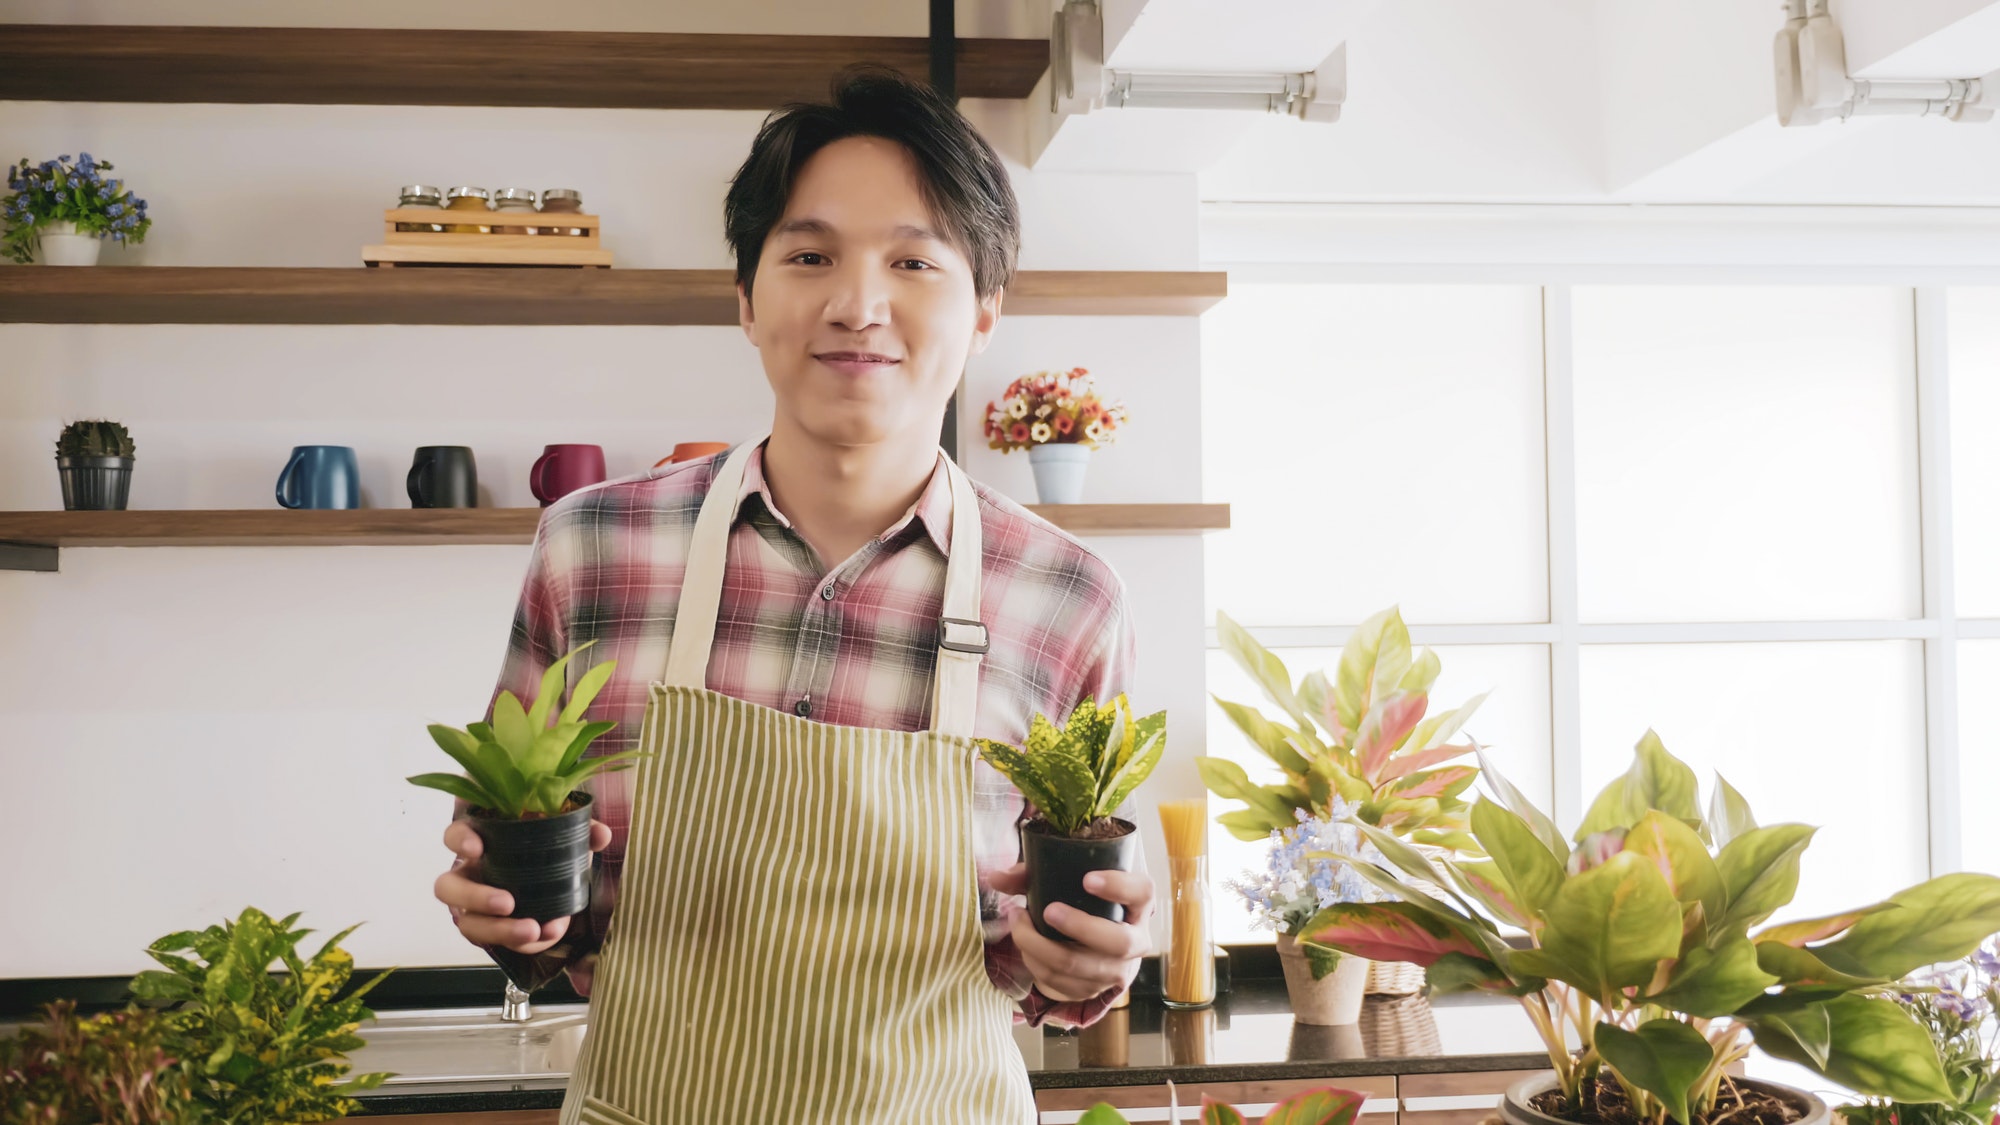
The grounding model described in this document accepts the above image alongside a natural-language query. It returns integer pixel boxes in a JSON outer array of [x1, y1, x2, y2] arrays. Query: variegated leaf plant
[[407, 640, 648, 819], [975, 694, 1167, 838], [1198, 606, 1489, 852], [1300, 730, 2000, 1125]]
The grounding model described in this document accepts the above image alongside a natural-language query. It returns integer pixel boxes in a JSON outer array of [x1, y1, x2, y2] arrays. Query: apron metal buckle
[[938, 616, 991, 654]]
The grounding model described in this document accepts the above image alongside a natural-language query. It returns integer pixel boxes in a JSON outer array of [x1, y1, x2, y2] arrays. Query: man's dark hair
[[724, 65, 1021, 302]]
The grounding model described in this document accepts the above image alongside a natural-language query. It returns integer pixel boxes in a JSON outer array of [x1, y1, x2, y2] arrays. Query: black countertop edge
[[355, 1089, 565, 1114], [2, 947, 1276, 1020], [1025, 1052, 1554, 1090], [344, 1052, 1556, 1116]]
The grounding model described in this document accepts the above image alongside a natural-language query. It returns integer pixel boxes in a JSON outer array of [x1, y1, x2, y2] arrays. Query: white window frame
[[1202, 255, 1991, 877]]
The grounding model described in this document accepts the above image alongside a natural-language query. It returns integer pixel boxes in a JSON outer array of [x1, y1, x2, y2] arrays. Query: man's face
[[740, 135, 1001, 451]]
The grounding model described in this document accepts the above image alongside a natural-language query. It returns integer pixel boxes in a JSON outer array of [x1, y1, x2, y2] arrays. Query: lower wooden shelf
[[0, 504, 1230, 570]]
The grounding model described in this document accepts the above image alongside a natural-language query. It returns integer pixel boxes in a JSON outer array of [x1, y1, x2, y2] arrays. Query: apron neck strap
[[662, 434, 987, 739]]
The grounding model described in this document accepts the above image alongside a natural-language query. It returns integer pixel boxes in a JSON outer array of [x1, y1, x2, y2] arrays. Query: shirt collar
[[733, 441, 954, 556]]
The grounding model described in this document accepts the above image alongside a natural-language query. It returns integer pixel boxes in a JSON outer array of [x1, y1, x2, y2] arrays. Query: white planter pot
[[38, 220, 102, 266], [1275, 933, 1369, 1025], [1027, 442, 1091, 505]]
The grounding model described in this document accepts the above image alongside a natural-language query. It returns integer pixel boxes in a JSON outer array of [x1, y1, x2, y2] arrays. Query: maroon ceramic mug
[[530, 444, 607, 506]]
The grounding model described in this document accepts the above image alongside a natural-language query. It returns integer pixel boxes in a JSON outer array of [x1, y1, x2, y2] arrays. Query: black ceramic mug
[[408, 446, 478, 508]]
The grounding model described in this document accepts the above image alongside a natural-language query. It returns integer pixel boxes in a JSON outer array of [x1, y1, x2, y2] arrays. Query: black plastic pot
[[469, 790, 594, 921], [1022, 817, 1139, 942], [57, 455, 133, 510]]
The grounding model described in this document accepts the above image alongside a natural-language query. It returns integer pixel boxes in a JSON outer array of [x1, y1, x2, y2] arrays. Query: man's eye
[[899, 259, 933, 270], [791, 252, 825, 265]]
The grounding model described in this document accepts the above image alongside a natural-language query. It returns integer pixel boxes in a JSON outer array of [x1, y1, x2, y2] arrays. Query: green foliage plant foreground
[[127, 907, 395, 1123], [1302, 731, 2000, 1125]]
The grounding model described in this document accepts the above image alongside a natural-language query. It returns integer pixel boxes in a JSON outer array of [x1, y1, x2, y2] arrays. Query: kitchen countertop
[[346, 984, 1548, 1116]]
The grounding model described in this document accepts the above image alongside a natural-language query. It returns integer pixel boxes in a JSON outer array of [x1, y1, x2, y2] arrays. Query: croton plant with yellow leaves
[[1197, 605, 1489, 853]]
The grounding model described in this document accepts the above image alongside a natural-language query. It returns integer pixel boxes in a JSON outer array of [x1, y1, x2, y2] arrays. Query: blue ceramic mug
[[276, 445, 361, 510]]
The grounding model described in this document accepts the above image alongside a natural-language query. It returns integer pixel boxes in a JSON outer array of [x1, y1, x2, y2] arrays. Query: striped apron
[[558, 436, 1037, 1125]]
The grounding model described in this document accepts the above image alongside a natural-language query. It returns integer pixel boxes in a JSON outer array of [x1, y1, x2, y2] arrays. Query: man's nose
[[823, 261, 892, 331]]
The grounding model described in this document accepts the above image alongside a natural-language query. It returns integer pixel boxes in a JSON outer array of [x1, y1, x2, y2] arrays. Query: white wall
[[0, 91, 1210, 976]]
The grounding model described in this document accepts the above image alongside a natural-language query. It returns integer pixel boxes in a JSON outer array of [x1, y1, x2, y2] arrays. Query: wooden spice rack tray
[[362, 208, 611, 268]]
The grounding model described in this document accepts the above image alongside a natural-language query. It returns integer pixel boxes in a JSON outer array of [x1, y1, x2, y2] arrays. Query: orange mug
[[653, 441, 731, 469]]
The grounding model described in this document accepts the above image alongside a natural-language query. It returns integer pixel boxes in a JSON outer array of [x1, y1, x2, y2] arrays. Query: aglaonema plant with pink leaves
[[1199, 605, 1490, 852], [1301, 732, 2000, 1125]]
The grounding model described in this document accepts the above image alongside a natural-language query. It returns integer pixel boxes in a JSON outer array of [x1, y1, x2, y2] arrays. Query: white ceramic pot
[[1027, 442, 1091, 505], [38, 220, 102, 266], [1275, 933, 1369, 1025]]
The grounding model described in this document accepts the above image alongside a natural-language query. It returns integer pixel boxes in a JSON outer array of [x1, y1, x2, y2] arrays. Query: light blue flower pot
[[1027, 442, 1092, 505]]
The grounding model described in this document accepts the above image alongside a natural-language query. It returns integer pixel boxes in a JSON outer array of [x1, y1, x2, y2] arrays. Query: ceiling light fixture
[[1776, 0, 2000, 125], [1050, 0, 1345, 123]]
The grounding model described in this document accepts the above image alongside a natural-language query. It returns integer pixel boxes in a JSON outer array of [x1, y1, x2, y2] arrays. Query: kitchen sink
[[342, 1002, 1043, 1091], [343, 1003, 590, 1087]]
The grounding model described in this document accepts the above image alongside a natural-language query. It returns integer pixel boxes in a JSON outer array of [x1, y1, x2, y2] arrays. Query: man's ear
[[967, 286, 1004, 357], [737, 279, 756, 344]]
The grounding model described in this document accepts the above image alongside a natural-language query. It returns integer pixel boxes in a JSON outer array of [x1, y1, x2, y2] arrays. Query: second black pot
[[469, 790, 594, 921], [57, 455, 133, 510], [1022, 817, 1139, 942]]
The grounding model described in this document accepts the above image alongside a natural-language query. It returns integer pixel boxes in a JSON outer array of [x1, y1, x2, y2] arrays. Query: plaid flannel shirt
[[452, 439, 1138, 1029]]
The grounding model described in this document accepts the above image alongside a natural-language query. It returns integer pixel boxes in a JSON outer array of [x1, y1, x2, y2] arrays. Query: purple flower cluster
[[1224, 800, 1389, 936], [3, 152, 152, 263]]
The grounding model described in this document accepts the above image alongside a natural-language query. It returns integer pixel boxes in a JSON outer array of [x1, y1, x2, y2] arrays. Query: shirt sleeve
[[447, 519, 613, 998], [990, 583, 1143, 1029]]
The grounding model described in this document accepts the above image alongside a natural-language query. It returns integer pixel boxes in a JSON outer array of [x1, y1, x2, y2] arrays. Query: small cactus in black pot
[[56, 419, 136, 459], [55, 418, 136, 510]]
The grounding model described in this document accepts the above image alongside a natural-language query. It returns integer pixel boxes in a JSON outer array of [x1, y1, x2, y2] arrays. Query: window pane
[[1201, 284, 1548, 627], [1579, 641, 1927, 922], [1949, 289, 2000, 617], [1205, 642, 1551, 945], [1957, 642, 2000, 876], [1573, 286, 1920, 623]]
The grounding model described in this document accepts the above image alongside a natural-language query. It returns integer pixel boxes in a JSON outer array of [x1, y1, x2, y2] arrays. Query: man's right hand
[[435, 817, 613, 955]]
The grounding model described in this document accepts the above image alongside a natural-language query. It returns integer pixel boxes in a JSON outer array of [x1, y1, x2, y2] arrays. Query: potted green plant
[[4, 153, 151, 265], [56, 419, 137, 511], [1076, 1084, 1368, 1124], [976, 694, 1166, 941], [407, 640, 645, 921], [1841, 937, 2000, 1125], [1300, 731, 2000, 1125], [127, 905, 395, 1123], [0, 998, 202, 1124], [1200, 605, 1489, 997]]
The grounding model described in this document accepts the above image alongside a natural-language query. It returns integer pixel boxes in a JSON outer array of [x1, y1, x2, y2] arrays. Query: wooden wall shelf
[[0, 267, 1227, 325], [0, 26, 1048, 109], [0, 505, 1230, 570]]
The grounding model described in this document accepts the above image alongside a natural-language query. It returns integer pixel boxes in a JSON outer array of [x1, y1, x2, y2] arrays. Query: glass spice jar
[[537, 188, 585, 236], [444, 186, 492, 234], [395, 185, 445, 232], [492, 188, 538, 234]]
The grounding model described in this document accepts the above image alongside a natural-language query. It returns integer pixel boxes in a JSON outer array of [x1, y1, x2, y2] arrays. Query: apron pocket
[[578, 1094, 651, 1125]]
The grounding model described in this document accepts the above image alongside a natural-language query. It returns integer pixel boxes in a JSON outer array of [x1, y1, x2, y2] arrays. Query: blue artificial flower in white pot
[[1224, 799, 1388, 1025], [3, 153, 152, 265]]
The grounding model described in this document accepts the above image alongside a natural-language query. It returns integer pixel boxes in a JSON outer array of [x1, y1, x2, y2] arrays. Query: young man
[[432, 67, 1151, 1120]]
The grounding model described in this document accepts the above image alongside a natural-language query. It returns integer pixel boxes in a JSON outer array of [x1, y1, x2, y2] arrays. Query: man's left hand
[[991, 863, 1155, 1002]]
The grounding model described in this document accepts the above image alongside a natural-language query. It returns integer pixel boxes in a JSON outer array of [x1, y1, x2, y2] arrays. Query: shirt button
[[794, 698, 813, 717], [820, 583, 835, 601]]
